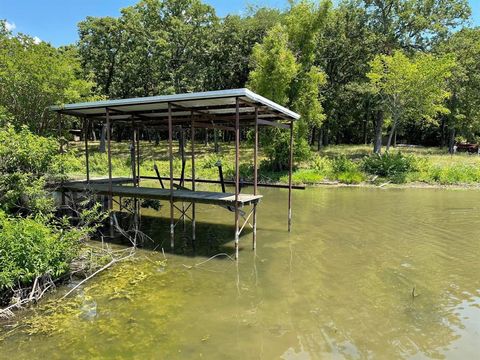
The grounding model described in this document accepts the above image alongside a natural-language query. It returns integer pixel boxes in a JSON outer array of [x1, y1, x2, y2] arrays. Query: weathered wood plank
[[61, 182, 262, 206]]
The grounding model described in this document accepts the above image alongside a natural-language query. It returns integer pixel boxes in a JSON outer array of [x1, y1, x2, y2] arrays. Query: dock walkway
[[61, 181, 262, 207]]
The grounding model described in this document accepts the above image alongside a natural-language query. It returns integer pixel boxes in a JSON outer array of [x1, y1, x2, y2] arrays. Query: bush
[[362, 152, 417, 183], [0, 126, 73, 214], [0, 211, 83, 291], [336, 171, 364, 184], [331, 155, 357, 174], [312, 155, 333, 176], [262, 128, 311, 171], [330, 155, 364, 184]]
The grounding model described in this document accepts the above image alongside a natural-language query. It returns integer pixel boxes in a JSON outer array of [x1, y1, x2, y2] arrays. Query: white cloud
[[33, 36, 41, 44], [5, 20, 16, 32]]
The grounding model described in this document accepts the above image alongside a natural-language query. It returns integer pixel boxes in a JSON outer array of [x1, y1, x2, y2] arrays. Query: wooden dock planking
[[61, 182, 262, 207]]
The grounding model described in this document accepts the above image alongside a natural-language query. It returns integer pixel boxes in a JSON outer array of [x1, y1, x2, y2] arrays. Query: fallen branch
[[61, 251, 134, 300], [182, 253, 234, 269]]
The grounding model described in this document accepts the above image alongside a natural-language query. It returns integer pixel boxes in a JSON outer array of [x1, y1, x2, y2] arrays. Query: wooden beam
[[257, 119, 290, 129], [192, 122, 235, 132]]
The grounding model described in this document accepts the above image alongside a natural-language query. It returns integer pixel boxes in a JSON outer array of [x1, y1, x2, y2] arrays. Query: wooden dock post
[[253, 107, 258, 250], [106, 108, 114, 237], [57, 113, 63, 153], [191, 114, 196, 247], [83, 117, 90, 183], [168, 103, 174, 249], [234, 97, 240, 260], [288, 120, 294, 232], [132, 120, 140, 239]]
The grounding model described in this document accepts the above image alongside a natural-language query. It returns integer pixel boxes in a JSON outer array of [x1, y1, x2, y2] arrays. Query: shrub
[[0, 211, 83, 291], [0, 126, 75, 214], [336, 171, 364, 184], [362, 152, 417, 183], [262, 128, 311, 171], [331, 155, 357, 174], [312, 155, 333, 177], [330, 155, 364, 184]]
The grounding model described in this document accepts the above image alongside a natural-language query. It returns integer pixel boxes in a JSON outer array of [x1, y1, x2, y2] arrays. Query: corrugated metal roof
[[50, 88, 300, 122]]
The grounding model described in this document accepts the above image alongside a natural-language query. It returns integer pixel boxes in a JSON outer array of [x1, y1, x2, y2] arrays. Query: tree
[[248, 2, 330, 168], [248, 24, 301, 170], [363, 0, 471, 53], [249, 24, 299, 105], [436, 28, 480, 152], [367, 51, 454, 151], [204, 7, 281, 90], [315, 0, 376, 147], [78, 17, 123, 97], [0, 21, 94, 135], [78, 0, 219, 98], [362, 0, 471, 152]]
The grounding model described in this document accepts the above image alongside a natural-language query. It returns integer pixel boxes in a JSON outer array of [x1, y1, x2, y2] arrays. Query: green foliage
[[331, 155, 364, 184], [78, 0, 218, 97], [281, 169, 325, 185], [0, 22, 95, 134], [0, 211, 83, 291], [437, 28, 480, 143], [362, 152, 417, 183], [248, 24, 299, 105], [248, 4, 328, 169], [0, 126, 71, 214], [368, 51, 455, 150]]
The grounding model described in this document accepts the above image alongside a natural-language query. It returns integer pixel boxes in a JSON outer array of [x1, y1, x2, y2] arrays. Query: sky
[[1, 0, 479, 47]]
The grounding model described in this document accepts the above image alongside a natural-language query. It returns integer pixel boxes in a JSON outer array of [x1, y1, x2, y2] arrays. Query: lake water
[[1, 186, 480, 359]]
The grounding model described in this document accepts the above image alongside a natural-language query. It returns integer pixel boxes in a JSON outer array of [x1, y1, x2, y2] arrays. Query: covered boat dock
[[51, 89, 300, 259]]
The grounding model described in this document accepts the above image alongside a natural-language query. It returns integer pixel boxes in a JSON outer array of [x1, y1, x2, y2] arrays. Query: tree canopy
[[0, 21, 94, 135], [0, 0, 478, 155]]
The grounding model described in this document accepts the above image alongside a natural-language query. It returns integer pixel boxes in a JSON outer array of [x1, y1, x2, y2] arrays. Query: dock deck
[[61, 181, 262, 207]]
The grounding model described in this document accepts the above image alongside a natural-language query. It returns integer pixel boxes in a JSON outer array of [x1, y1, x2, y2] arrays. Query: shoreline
[[307, 181, 480, 190]]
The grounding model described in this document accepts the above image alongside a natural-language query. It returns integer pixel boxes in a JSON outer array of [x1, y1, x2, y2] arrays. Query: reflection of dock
[[62, 180, 262, 207]]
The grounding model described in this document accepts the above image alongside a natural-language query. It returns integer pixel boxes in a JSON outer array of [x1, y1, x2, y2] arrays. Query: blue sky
[[1, 0, 478, 47]]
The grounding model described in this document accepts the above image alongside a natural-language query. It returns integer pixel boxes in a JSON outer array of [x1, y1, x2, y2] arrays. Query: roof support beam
[[257, 119, 290, 129], [191, 122, 235, 132]]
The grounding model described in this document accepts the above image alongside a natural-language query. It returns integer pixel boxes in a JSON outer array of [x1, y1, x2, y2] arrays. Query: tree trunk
[[363, 100, 370, 145], [386, 121, 397, 151], [115, 126, 122, 142], [99, 124, 107, 153], [440, 117, 446, 148], [318, 128, 323, 151], [373, 110, 384, 154], [214, 129, 219, 153], [448, 127, 456, 154]]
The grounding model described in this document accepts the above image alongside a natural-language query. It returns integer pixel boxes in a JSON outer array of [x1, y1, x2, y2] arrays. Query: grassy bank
[[66, 141, 480, 187]]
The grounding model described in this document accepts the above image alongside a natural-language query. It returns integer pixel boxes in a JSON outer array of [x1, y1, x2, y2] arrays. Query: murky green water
[[2, 187, 480, 359]]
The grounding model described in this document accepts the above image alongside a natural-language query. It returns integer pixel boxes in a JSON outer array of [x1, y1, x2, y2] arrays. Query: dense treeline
[[1, 0, 480, 158]]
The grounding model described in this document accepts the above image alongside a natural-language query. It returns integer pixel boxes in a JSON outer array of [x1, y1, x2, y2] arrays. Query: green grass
[[65, 141, 480, 186]]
